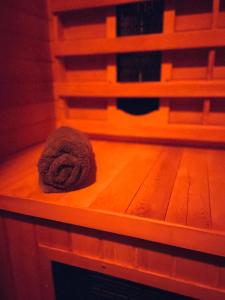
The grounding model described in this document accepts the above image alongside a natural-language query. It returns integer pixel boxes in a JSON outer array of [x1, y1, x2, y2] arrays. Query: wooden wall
[[0, 210, 225, 300], [49, 0, 225, 145], [0, 0, 55, 158]]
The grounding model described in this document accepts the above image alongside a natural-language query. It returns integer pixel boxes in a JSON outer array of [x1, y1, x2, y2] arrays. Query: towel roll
[[38, 127, 96, 193]]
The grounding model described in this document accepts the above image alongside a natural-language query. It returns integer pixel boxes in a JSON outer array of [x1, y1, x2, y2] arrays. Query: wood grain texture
[[62, 118, 225, 147], [0, 214, 17, 300], [53, 29, 225, 56], [90, 148, 161, 212], [1, 141, 225, 257], [0, 0, 54, 158], [55, 81, 225, 98], [127, 147, 182, 219], [4, 214, 42, 300]]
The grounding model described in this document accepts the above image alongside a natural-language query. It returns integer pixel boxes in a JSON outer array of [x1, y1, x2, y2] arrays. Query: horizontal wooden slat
[[1, 194, 225, 257], [51, 0, 143, 13], [55, 81, 225, 98], [54, 30, 225, 56], [62, 119, 225, 147]]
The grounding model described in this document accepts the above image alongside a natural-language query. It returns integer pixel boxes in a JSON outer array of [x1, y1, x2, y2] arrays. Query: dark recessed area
[[117, 0, 164, 36], [116, 1, 163, 115], [117, 52, 162, 82], [117, 98, 159, 115], [52, 261, 192, 300]]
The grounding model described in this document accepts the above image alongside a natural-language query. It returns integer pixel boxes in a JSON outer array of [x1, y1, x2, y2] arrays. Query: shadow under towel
[[38, 127, 96, 193]]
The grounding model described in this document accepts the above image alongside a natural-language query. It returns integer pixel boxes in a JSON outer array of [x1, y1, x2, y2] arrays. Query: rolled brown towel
[[38, 127, 96, 193]]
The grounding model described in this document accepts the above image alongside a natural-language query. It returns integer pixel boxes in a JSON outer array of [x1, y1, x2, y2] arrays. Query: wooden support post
[[203, 0, 220, 124], [106, 7, 117, 120], [161, 0, 175, 124]]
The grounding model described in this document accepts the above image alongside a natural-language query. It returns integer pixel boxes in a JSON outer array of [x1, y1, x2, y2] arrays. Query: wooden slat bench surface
[[0, 140, 225, 257]]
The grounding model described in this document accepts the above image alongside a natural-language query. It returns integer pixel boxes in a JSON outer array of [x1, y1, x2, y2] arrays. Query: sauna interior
[[1, 0, 225, 299]]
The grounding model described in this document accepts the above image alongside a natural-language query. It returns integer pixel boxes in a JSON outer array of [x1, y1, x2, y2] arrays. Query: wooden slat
[[127, 147, 181, 219], [207, 149, 225, 231], [90, 149, 161, 212], [53, 30, 225, 56], [62, 118, 225, 147], [55, 81, 225, 98], [1, 194, 225, 257], [185, 149, 211, 229], [165, 150, 189, 225], [51, 0, 143, 13]]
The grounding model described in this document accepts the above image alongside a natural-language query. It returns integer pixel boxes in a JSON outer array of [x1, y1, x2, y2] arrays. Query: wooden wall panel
[[171, 49, 208, 80], [169, 98, 204, 124], [0, 0, 55, 157], [63, 56, 107, 82], [54, 8, 109, 123], [218, 0, 225, 27], [214, 48, 225, 79], [0, 214, 17, 300], [175, 0, 212, 31], [59, 8, 106, 40], [4, 214, 42, 300]]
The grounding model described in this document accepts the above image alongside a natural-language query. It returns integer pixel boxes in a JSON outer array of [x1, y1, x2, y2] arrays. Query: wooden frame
[[40, 244, 225, 300]]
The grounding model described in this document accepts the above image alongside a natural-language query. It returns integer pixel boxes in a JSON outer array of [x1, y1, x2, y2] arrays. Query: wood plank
[[1, 0, 49, 20], [36, 220, 71, 251], [0, 58, 52, 83], [64, 56, 107, 82], [53, 29, 225, 56], [60, 8, 106, 40], [169, 98, 204, 125], [0, 6, 50, 41], [171, 49, 208, 80], [136, 241, 173, 276], [175, 0, 212, 31], [90, 148, 162, 212], [0, 83, 54, 107], [100, 233, 136, 267], [1, 194, 225, 257], [62, 118, 225, 147], [71, 227, 102, 258], [185, 149, 211, 229], [51, 0, 143, 13], [207, 149, 225, 231], [165, 150, 189, 225], [0, 119, 55, 157], [4, 213, 42, 300], [0, 34, 51, 62], [55, 81, 225, 98], [174, 249, 220, 288], [0, 214, 17, 300], [160, 0, 175, 123], [127, 147, 182, 219], [0, 102, 55, 132]]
